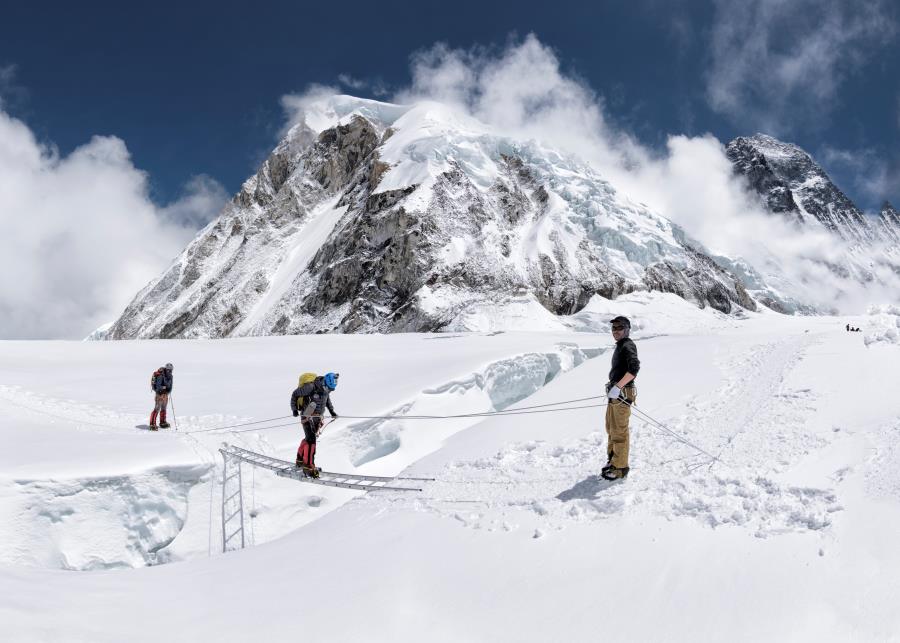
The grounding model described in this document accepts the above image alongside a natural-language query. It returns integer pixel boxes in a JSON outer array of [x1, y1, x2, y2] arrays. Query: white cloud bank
[[0, 108, 227, 339]]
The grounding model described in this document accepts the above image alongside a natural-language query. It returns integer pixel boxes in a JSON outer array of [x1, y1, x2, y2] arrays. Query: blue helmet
[[324, 372, 339, 390]]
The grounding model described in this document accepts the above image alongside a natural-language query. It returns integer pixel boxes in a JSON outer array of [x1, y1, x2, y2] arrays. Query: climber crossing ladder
[[219, 443, 432, 492]]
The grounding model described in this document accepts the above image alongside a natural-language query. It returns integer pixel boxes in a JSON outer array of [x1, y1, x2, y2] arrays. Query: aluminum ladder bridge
[[218, 443, 431, 553]]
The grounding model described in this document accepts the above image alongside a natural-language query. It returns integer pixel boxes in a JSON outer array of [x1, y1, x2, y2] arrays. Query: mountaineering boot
[[601, 466, 629, 481], [149, 424, 159, 431], [302, 465, 321, 479], [159, 421, 171, 429], [601, 455, 614, 476]]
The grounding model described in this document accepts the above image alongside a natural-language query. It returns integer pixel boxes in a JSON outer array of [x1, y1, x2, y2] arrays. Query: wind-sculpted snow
[[863, 304, 900, 347], [6, 466, 207, 570], [339, 346, 594, 467], [105, 96, 755, 339]]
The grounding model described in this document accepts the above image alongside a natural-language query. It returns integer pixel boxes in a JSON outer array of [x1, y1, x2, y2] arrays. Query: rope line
[[181, 394, 609, 435], [626, 402, 723, 465], [186, 402, 612, 436], [180, 394, 718, 466], [4, 385, 719, 465]]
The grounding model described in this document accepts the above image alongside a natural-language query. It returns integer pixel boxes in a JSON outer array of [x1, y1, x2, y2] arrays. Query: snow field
[[379, 326, 847, 538], [3, 300, 900, 641], [0, 333, 601, 570]]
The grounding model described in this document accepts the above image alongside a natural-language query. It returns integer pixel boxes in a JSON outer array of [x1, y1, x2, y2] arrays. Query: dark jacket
[[609, 337, 640, 385], [290, 377, 336, 418], [152, 368, 173, 394]]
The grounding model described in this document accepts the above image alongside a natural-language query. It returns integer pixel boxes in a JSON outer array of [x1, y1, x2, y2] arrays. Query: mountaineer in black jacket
[[149, 363, 174, 430], [290, 372, 339, 477], [603, 317, 640, 480]]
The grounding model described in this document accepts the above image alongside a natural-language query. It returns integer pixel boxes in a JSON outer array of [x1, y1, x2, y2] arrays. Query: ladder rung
[[225, 528, 243, 542]]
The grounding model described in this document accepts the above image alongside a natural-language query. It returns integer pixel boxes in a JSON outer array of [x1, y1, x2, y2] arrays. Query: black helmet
[[609, 316, 631, 330], [165, 363, 174, 371]]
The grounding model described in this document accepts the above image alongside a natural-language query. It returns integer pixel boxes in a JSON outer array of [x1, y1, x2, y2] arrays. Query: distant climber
[[291, 372, 339, 478], [603, 317, 640, 481], [846, 323, 850, 332], [149, 363, 174, 430]]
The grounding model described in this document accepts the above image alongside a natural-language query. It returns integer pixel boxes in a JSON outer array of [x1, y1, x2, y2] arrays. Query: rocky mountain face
[[725, 134, 895, 246], [878, 201, 900, 245], [106, 97, 756, 339]]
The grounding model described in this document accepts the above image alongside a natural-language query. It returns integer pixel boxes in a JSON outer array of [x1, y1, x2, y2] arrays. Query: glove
[[293, 410, 299, 417], [607, 385, 622, 400], [330, 413, 338, 420]]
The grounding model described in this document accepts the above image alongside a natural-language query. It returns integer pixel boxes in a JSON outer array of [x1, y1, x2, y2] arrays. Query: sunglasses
[[611, 325, 626, 331]]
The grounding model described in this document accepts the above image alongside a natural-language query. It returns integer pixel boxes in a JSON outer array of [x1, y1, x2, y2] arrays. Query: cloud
[[159, 174, 229, 228], [705, 0, 897, 133], [279, 83, 340, 135], [0, 108, 225, 339], [0, 64, 16, 96], [395, 35, 649, 175], [336, 74, 392, 98], [337, 74, 366, 90], [0, 63, 28, 110]]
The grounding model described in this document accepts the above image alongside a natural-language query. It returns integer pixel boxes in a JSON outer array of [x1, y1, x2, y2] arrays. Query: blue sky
[[2, 0, 897, 210], [1, 0, 899, 339]]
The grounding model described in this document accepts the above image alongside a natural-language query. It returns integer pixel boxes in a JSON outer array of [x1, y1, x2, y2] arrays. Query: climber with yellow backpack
[[290, 372, 339, 478]]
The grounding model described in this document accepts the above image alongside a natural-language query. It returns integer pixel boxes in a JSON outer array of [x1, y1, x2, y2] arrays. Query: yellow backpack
[[296, 372, 318, 410]]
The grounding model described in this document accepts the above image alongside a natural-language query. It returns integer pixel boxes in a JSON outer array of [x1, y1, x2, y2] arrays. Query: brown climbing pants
[[605, 386, 636, 469]]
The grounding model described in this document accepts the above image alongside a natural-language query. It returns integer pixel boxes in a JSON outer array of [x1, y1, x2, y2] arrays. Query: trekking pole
[[170, 394, 178, 432]]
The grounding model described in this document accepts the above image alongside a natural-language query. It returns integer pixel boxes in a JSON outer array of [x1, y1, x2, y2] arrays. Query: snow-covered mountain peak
[[740, 133, 811, 163], [726, 134, 876, 246], [297, 94, 411, 135], [105, 94, 759, 339]]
